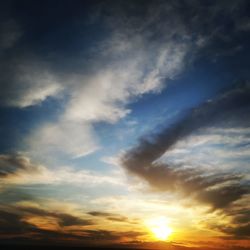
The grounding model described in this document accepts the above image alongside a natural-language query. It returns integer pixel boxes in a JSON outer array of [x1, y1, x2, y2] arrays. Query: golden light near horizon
[[146, 217, 173, 241]]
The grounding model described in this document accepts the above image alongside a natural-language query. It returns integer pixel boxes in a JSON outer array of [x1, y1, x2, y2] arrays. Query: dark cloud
[[0, 205, 248, 247], [81, 229, 121, 241], [98, 0, 250, 56], [0, 154, 41, 177], [16, 205, 93, 227], [80, 229, 145, 242], [0, 205, 90, 241], [0, 207, 78, 244], [210, 205, 250, 239], [196, 184, 248, 210], [58, 213, 92, 227], [0, 18, 21, 51], [88, 211, 129, 223], [220, 223, 250, 239], [107, 216, 128, 222], [88, 211, 114, 217], [231, 209, 250, 225], [122, 83, 250, 203], [0, 209, 33, 234], [0, 206, 145, 246]]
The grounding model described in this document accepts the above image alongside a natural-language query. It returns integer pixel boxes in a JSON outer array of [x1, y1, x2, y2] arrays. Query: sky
[[0, 0, 250, 249]]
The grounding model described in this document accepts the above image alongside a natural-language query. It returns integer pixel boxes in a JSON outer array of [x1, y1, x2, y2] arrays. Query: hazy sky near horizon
[[0, 1, 250, 249]]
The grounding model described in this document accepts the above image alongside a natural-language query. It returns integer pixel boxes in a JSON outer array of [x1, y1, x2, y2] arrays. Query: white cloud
[[0, 154, 125, 187], [64, 38, 188, 124], [0, 61, 63, 108], [10, 72, 62, 108], [157, 126, 250, 173], [10, 5, 192, 158], [6, 166, 125, 187], [25, 37, 189, 157], [2, 1, 248, 160], [26, 120, 98, 158], [64, 69, 133, 123]]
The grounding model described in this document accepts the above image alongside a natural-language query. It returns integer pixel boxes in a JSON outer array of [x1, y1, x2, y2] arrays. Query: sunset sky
[[0, 1, 250, 249]]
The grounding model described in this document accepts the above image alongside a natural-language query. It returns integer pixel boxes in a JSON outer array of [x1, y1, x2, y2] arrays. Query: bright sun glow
[[146, 217, 173, 241]]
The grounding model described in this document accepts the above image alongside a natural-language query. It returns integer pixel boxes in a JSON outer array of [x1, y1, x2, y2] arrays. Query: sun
[[146, 217, 173, 241]]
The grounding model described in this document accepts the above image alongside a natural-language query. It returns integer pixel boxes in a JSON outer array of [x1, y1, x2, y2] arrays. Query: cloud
[[0, 58, 63, 108], [0, 1, 198, 158], [0, 154, 42, 177], [156, 127, 250, 174], [0, 0, 249, 159], [0, 209, 32, 234], [26, 120, 98, 158], [21, 43, 187, 157], [0, 206, 88, 243], [81, 229, 144, 241], [88, 211, 128, 222], [16, 205, 93, 227], [0, 19, 21, 51], [0, 204, 146, 246], [1, 1, 250, 246], [88, 211, 115, 217], [209, 195, 250, 239], [121, 83, 250, 236], [24, 21, 189, 157], [220, 223, 250, 239], [0, 153, 125, 187], [2, 1, 249, 157]]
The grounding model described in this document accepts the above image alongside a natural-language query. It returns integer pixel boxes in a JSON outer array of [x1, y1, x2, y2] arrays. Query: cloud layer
[[3, 0, 249, 157], [0, 203, 145, 246]]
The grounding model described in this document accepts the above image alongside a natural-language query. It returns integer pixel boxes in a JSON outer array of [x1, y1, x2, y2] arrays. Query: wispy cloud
[[0, 19, 21, 51], [0, 154, 125, 187]]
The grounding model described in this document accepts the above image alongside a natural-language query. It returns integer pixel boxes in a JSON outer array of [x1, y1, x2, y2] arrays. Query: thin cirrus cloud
[[0, 154, 124, 187], [157, 127, 250, 172]]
